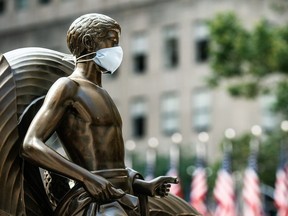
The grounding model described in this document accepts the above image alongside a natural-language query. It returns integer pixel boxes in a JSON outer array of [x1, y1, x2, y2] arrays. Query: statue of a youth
[[21, 13, 176, 215]]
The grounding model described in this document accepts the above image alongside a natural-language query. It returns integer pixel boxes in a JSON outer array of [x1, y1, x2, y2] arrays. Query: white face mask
[[76, 46, 123, 74]]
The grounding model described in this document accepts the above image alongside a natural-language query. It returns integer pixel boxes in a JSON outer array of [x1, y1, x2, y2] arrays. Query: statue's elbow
[[20, 137, 36, 159]]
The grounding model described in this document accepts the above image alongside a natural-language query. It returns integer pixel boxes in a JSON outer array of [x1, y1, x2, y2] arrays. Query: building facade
[[0, 0, 284, 163]]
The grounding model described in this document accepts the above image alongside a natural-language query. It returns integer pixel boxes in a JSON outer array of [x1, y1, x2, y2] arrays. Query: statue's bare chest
[[66, 79, 121, 127]]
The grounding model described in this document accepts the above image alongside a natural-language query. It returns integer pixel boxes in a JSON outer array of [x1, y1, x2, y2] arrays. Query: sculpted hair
[[67, 13, 121, 57]]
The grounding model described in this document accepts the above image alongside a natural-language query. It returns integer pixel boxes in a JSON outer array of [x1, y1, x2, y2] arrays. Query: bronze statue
[[0, 13, 200, 216]]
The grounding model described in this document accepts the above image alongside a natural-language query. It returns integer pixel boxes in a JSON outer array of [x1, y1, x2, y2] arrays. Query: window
[[194, 22, 209, 63], [259, 94, 279, 132], [131, 98, 147, 138], [39, 0, 51, 4], [0, 0, 5, 14], [15, 0, 28, 9], [161, 93, 180, 135], [163, 25, 179, 68], [192, 88, 211, 132], [132, 32, 148, 74]]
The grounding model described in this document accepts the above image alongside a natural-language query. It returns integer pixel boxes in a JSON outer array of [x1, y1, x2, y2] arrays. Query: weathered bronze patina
[[0, 13, 200, 215]]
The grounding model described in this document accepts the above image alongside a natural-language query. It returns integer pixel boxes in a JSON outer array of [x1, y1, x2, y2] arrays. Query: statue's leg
[[54, 184, 93, 216], [54, 184, 135, 216], [148, 194, 201, 216]]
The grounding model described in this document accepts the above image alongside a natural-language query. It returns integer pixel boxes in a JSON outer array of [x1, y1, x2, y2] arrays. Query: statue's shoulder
[[47, 77, 79, 100], [53, 76, 77, 87]]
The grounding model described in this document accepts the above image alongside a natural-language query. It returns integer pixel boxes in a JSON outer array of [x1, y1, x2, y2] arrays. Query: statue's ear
[[82, 35, 93, 51]]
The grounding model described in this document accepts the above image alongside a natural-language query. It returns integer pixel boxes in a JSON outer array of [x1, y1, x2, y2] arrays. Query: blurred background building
[[0, 0, 283, 163]]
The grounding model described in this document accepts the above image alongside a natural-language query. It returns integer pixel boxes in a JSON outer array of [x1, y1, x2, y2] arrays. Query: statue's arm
[[21, 77, 124, 201], [127, 167, 177, 197], [21, 77, 85, 180]]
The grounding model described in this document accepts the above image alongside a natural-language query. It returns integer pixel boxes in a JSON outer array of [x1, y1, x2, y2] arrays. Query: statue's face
[[96, 30, 120, 51]]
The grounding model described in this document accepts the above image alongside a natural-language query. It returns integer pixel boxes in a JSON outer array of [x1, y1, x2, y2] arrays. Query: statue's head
[[67, 13, 121, 57]]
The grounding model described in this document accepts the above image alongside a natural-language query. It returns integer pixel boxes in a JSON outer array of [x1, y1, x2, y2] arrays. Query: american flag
[[213, 151, 237, 216], [166, 167, 184, 198], [166, 143, 184, 198], [242, 150, 264, 216], [190, 157, 208, 215], [274, 147, 288, 216]]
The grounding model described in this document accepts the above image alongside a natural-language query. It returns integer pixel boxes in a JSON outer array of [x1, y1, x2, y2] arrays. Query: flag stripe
[[242, 150, 264, 216], [190, 156, 208, 215], [213, 150, 237, 216]]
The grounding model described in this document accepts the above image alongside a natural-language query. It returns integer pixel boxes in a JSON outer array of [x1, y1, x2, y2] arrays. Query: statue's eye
[[111, 38, 118, 46]]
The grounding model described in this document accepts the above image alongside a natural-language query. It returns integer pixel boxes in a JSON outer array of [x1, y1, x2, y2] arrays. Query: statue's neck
[[73, 62, 102, 86]]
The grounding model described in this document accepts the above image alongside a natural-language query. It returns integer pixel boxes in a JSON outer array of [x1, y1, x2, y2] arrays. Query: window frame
[[160, 92, 180, 136]]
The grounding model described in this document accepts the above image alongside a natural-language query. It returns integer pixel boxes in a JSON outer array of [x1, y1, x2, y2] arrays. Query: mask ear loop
[[76, 52, 97, 63], [62, 54, 76, 63]]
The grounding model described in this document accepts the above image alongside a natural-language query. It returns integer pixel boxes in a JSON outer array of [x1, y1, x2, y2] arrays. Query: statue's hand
[[148, 176, 178, 197], [83, 174, 125, 202]]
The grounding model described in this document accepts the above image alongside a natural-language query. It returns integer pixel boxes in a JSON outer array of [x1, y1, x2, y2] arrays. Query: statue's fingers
[[95, 190, 106, 202], [94, 188, 103, 198], [163, 186, 172, 196], [103, 187, 114, 201], [110, 187, 125, 198], [158, 189, 165, 197], [165, 183, 171, 188], [163, 176, 179, 184], [160, 187, 169, 197]]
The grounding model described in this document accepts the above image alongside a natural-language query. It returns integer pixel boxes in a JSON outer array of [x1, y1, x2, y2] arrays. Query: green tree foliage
[[257, 132, 281, 186], [207, 12, 288, 118], [207, 12, 288, 188]]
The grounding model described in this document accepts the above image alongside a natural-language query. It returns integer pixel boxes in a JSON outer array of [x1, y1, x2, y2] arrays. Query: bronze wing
[[0, 47, 73, 216]]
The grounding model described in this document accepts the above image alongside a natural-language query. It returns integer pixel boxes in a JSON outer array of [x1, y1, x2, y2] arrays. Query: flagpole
[[125, 139, 136, 168], [242, 125, 263, 216], [274, 120, 288, 216], [197, 131, 209, 164], [280, 120, 288, 171], [189, 132, 209, 215], [167, 132, 184, 198], [170, 132, 182, 171], [280, 120, 288, 163], [145, 137, 159, 180], [250, 125, 262, 154], [213, 128, 237, 216], [224, 128, 235, 154]]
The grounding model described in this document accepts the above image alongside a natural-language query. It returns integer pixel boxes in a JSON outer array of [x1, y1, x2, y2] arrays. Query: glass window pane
[[161, 93, 179, 135], [194, 22, 209, 62], [0, 0, 5, 14], [132, 32, 148, 74], [163, 25, 179, 68], [192, 88, 211, 132], [15, 0, 28, 10], [131, 98, 147, 138], [39, 0, 51, 4]]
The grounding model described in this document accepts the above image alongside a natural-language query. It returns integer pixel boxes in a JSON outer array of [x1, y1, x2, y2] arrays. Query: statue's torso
[[57, 77, 125, 171]]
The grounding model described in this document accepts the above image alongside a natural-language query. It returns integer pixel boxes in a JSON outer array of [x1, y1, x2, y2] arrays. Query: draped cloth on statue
[[54, 184, 140, 216], [54, 168, 141, 216], [54, 168, 200, 216]]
